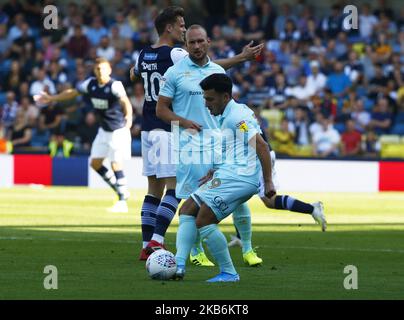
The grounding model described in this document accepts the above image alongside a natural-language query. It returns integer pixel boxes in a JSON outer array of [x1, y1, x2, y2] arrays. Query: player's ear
[[167, 24, 173, 33]]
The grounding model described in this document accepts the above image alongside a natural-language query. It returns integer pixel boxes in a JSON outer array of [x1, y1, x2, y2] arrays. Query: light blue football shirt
[[159, 56, 225, 152], [217, 99, 262, 183]]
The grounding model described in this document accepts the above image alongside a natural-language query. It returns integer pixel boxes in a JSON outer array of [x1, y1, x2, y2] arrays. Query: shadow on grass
[[1, 225, 404, 300]]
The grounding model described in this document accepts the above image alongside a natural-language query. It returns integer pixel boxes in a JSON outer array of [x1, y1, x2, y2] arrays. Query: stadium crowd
[[0, 0, 404, 158]]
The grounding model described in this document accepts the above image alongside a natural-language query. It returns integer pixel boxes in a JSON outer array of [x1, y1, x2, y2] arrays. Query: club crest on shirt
[[208, 178, 221, 189], [236, 120, 249, 132]]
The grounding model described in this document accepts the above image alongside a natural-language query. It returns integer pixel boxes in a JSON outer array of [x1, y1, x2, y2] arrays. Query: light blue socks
[[199, 224, 237, 275], [175, 215, 197, 267], [233, 203, 253, 254]]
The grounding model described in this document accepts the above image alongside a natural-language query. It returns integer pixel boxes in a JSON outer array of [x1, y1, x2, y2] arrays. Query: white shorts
[[258, 150, 280, 198], [141, 130, 176, 178], [90, 127, 131, 162]]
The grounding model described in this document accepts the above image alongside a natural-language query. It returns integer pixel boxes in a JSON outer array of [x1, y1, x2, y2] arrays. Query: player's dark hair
[[154, 6, 184, 36], [199, 73, 233, 96]]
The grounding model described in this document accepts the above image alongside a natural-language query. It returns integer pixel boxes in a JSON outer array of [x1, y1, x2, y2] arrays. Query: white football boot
[[311, 201, 327, 232], [107, 200, 129, 213]]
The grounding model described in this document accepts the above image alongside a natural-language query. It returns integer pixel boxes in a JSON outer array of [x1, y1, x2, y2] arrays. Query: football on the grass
[[146, 249, 177, 280]]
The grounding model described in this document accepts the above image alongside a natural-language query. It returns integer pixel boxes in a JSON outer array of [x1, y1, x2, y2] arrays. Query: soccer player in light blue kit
[[157, 25, 264, 270], [171, 73, 276, 281]]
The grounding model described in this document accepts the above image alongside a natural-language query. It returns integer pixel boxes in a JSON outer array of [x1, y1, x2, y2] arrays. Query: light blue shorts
[[175, 158, 213, 199], [192, 169, 259, 221]]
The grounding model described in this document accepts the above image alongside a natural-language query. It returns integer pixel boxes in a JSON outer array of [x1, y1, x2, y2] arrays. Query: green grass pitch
[[0, 186, 403, 300]]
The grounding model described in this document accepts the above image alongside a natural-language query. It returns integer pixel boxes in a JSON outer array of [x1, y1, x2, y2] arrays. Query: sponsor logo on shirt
[[189, 91, 203, 96], [236, 120, 249, 132], [144, 53, 158, 61], [91, 98, 109, 110]]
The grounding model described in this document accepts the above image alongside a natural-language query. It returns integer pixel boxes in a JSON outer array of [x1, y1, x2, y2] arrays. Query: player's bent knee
[[90, 159, 103, 171], [179, 198, 198, 217], [196, 204, 219, 228], [261, 196, 275, 209]]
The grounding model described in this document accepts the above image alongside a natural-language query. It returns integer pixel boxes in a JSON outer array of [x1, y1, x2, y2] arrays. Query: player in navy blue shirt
[[34, 58, 133, 213], [131, 6, 264, 262]]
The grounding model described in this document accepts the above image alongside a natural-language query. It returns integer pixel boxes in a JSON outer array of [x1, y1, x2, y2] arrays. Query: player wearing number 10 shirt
[[131, 7, 192, 261]]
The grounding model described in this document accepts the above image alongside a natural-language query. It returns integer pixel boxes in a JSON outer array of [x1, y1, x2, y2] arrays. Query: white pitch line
[[1, 236, 404, 254]]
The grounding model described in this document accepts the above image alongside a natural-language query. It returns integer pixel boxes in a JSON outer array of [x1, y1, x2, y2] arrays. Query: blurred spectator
[[130, 82, 145, 116], [7, 108, 32, 151], [48, 61, 68, 90], [0, 23, 11, 59], [301, 18, 320, 42], [29, 68, 56, 97], [3, 60, 25, 92], [77, 111, 99, 153], [279, 19, 300, 42], [368, 63, 389, 101], [109, 25, 126, 52], [244, 15, 264, 42], [221, 17, 237, 40], [312, 117, 341, 157], [344, 51, 363, 84], [235, 3, 250, 33], [19, 96, 39, 127], [368, 97, 393, 135], [1, 91, 19, 133], [49, 132, 74, 158], [285, 75, 315, 103], [293, 106, 311, 146], [251, 105, 269, 137], [359, 4, 379, 41], [131, 114, 142, 156], [362, 129, 381, 157], [326, 61, 351, 98], [374, 32, 392, 63], [10, 22, 36, 60], [269, 73, 289, 109], [86, 16, 108, 46], [309, 111, 325, 137], [321, 4, 342, 39], [245, 74, 270, 108], [67, 25, 91, 59], [212, 38, 235, 60], [114, 10, 134, 39], [257, 1, 276, 39], [306, 60, 327, 95], [96, 35, 116, 61], [351, 98, 371, 133], [284, 54, 302, 86], [340, 119, 362, 156], [38, 102, 63, 136], [7, 13, 30, 42], [3, 1, 24, 22], [272, 118, 296, 156], [274, 3, 297, 37]]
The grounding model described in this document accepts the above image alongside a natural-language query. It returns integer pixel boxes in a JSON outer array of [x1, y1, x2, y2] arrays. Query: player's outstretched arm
[[129, 67, 138, 82], [252, 133, 276, 199], [33, 89, 81, 105], [214, 41, 264, 70], [156, 95, 202, 131]]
